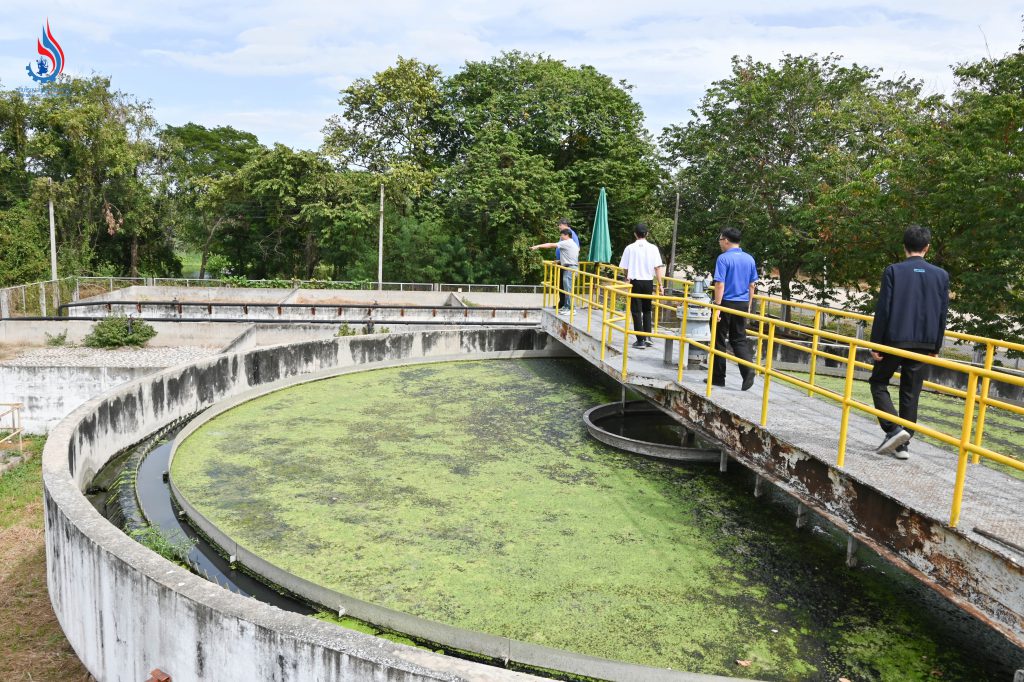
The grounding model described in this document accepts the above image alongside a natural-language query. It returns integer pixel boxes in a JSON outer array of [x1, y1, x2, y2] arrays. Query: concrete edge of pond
[[41, 327, 756, 682], [168, 364, 755, 682], [584, 400, 721, 463]]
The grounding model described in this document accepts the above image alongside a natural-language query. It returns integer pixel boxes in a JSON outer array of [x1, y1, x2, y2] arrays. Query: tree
[[12, 76, 176, 277], [322, 56, 444, 198], [890, 43, 1024, 341], [445, 52, 664, 250], [662, 54, 923, 305], [205, 145, 378, 280], [158, 123, 262, 277]]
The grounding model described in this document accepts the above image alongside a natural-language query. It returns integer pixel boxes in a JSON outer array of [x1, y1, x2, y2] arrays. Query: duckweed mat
[[171, 359, 1009, 680]]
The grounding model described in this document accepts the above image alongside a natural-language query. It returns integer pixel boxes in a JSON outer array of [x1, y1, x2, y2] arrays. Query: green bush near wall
[[83, 315, 157, 348]]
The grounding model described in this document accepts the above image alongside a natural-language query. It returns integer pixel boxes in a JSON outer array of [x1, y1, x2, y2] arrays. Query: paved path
[[547, 306, 1024, 561]]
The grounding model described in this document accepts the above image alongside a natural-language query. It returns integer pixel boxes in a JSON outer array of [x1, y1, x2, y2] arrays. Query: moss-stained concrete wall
[[42, 329, 585, 682]]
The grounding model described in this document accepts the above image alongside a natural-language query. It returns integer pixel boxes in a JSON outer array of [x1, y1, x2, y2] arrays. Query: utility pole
[[669, 190, 680, 279], [377, 182, 384, 291], [48, 177, 57, 281]]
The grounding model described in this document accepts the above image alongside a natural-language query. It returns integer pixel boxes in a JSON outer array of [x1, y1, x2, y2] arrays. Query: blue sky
[[1, 2, 1021, 150]]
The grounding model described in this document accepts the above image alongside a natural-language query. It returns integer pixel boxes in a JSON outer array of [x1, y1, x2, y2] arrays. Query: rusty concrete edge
[[168, 352, 754, 682], [634, 383, 1024, 651]]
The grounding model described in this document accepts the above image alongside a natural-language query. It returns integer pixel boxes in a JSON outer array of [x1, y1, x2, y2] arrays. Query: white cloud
[[2, 1, 1022, 147]]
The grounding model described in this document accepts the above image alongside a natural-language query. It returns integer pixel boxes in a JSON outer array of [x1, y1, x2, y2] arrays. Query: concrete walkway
[[544, 305, 1024, 584]]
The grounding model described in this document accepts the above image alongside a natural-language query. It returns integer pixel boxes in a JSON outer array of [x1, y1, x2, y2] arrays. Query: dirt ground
[[0, 451, 91, 681]]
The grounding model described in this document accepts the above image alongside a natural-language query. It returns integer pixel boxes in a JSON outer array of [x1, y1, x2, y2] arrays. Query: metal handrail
[[539, 262, 1024, 527], [0, 403, 24, 456]]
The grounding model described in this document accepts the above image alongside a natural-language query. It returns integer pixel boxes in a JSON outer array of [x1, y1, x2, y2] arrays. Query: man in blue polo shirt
[[712, 227, 759, 390]]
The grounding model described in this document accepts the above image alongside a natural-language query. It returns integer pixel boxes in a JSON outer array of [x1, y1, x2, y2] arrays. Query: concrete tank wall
[[43, 329, 570, 682]]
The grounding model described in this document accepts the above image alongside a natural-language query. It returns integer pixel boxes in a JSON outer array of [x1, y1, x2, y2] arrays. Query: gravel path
[[0, 345, 220, 368]]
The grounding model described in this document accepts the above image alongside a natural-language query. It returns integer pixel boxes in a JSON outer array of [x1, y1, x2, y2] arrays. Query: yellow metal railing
[[0, 403, 24, 457], [539, 262, 1024, 527]]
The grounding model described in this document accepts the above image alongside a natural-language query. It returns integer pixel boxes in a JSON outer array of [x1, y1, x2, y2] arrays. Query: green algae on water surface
[[171, 359, 1004, 680]]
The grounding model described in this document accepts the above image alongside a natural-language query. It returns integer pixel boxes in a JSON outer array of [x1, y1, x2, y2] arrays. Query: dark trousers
[[869, 352, 929, 437], [630, 279, 654, 334], [711, 300, 753, 383]]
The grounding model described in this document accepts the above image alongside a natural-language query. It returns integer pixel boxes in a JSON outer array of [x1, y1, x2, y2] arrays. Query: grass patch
[[0, 449, 89, 680], [177, 249, 203, 278]]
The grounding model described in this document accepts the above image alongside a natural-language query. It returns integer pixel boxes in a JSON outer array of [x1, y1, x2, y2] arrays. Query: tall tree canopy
[[322, 52, 665, 283], [661, 54, 926, 304], [0, 76, 176, 280]]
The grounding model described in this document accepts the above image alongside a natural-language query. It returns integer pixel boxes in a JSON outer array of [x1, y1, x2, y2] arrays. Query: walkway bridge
[[541, 261, 1024, 653]]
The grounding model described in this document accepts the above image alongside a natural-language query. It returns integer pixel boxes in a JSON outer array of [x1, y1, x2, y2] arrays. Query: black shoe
[[893, 443, 910, 460], [631, 342, 646, 349], [876, 428, 910, 454], [711, 379, 726, 387], [643, 340, 654, 348], [741, 374, 755, 391]]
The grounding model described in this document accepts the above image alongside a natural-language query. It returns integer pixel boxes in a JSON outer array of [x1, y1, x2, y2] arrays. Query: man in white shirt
[[618, 223, 665, 349]]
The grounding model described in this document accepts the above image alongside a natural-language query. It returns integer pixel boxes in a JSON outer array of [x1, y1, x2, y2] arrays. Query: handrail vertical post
[[950, 372, 980, 528], [600, 285, 610, 362], [836, 342, 859, 467], [678, 299, 690, 383], [706, 305, 719, 396], [622, 290, 632, 380], [760, 323, 776, 426], [808, 310, 821, 396], [972, 344, 995, 464], [755, 297, 767, 371]]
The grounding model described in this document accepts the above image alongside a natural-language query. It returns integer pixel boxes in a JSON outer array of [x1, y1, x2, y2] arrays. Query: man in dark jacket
[[870, 224, 950, 459]]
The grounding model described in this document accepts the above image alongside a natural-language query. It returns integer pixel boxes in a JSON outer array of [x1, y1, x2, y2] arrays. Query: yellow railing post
[[706, 306, 720, 397], [600, 284, 610, 362], [807, 310, 821, 396], [677, 300, 690, 384], [972, 344, 995, 464], [836, 342, 859, 468], [622, 291, 632, 380], [755, 297, 767, 370], [950, 372, 980, 528], [760, 323, 776, 426]]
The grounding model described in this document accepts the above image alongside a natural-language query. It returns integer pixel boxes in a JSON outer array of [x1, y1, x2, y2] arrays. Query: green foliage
[[322, 52, 665, 284], [0, 200, 49, 287], [886, 45, 1024, 342], [83, 315, 157, 348], [129, 524, 195, 565], [662, 54, 925, 303], [44, 330, 68, 347], [204, 253, 229, 278], [336, 323, 357, 337]]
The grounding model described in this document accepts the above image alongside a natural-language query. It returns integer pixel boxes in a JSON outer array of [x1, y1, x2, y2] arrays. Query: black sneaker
[[893, 443, 910, 460], [643, 340, 654, 348], [876, 428, 910, 454], [711, 379, 726, 387], [631, 341, 646, 349], [741, 373, 755, 391]]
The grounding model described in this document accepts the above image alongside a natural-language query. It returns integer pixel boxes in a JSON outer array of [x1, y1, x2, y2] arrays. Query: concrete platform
[[542, 306, 1024, 650]]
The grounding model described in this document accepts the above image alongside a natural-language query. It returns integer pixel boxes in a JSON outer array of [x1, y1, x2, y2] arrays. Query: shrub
[[83, 315, 157, 348], [45, 330, 68, 347]]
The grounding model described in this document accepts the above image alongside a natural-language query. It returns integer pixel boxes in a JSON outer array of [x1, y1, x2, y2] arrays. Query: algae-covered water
[[171, 359, 1006, 680]]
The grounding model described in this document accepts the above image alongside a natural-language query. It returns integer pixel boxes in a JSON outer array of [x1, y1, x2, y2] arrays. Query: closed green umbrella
[[587, 187, 612, 263]]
